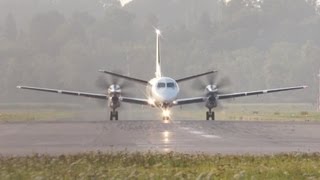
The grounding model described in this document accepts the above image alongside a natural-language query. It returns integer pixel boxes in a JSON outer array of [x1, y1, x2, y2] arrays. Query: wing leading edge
[[175, 70, 217, 83], [174, 85, 307, 105], [120, 97, 149, 106], [218, 86, 307, 100], [17, 86, 149, 105], [17, 86, 107, 99]]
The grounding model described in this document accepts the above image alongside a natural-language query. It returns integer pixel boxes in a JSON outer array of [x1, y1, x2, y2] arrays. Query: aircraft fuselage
[[147, 77, 180, 108]]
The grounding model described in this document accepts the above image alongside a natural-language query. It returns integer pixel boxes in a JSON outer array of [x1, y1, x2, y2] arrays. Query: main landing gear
[[206, 109, 215, 121], [110, 110, 118, 121]]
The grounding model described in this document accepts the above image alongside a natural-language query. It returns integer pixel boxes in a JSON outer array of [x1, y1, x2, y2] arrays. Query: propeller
[[94, 74, 134, 108], [192, 73, 231, 94], [191, 73, 231, 109], [95, 71, 134, 97], [95, 75, 110, 90]]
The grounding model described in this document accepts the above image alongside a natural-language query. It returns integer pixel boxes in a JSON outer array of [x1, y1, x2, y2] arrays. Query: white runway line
[[179, 126, 222, 139], [201, 135, 221, 139], [190, 131, 204, 135]]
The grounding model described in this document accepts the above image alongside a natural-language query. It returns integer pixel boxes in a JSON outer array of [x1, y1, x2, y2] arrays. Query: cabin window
[[167, 82, 175, 88], [157, 82, 166, 88]]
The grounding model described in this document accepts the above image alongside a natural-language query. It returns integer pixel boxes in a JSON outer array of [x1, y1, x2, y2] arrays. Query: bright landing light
[[162, 109, 171, 117], [155, 29, 161, 35], [148, 98, 156, 106], [119, 0, 132, 6]]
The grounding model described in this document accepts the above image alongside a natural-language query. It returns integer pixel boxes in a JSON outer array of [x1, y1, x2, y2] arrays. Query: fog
[[0, 0, 319, 107]]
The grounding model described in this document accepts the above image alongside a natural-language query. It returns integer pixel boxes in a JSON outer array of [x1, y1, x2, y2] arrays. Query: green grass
[[218, 111, 320, 121], [0, 103, 80, 122], [0, 111, 75, 122], [0, 152, 320, 179], [177, 103, 320, 121]]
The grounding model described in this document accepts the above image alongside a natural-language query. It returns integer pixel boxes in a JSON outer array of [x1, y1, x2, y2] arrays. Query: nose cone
[[156, 90, 178, 103], [152, 77, 180, 104]]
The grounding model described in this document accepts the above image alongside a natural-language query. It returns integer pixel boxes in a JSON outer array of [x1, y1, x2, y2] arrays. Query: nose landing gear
[[162, 108, 171, 121], [163, 116, 170, 121]]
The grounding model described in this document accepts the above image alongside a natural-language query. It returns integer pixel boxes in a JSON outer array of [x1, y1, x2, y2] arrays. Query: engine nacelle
[[108, 84, 121, 110], [109, 95, 120, 109], [206, 94, 218, 109], [205, 85, 218, 109]]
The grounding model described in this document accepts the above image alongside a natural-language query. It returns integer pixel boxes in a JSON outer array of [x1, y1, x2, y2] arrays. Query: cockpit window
[[157, 82, 166, 88], [167, 82, 175, 88]]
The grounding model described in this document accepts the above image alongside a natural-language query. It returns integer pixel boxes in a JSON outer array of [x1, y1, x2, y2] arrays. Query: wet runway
[[0, 120, 319, 155]]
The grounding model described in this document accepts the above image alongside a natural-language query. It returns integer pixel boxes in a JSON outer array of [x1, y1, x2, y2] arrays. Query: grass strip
[[0, 111, 75, 122], [0, 152, 319, 179]]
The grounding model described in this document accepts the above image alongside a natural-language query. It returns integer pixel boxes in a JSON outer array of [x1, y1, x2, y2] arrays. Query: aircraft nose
[[158, 91, 177, 102]]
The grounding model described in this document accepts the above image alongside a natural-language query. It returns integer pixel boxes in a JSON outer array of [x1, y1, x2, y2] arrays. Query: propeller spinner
[[95, 74, 132, 97], [192, 73, 231, 110]]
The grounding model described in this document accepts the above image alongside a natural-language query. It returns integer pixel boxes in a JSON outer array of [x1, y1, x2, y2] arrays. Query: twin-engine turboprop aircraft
[[17, 29, 307, 120]]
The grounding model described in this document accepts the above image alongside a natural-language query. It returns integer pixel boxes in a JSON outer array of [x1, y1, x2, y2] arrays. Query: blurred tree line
[[0, 0, 319, 104]]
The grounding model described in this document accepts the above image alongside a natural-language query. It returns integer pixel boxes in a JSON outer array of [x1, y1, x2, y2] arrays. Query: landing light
[[163, 120, 170, 124], [148, 98, 156, 106], [155, 29, 161, 35], [162, 109, 171, 117]]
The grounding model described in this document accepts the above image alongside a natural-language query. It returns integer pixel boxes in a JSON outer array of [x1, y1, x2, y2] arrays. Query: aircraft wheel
[[110, 112, 113, 121], [115, 111, 119, 121], [206, 112, 210, 121], [206, 111, 215, 121], [211, 111, 215, 121], [163, 116, 170, 121], [110, 111, 118, 121]]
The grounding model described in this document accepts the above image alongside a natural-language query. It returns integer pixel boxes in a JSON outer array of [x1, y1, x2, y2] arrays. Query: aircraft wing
[[174, 97, 206, 105], [17, 86, 107, 99], [120, 97, 149, 106], [174, 85, 307, 105], [99, 70, 149, 85], [175, 70, 217, 83], [218, 86, 307, 100]]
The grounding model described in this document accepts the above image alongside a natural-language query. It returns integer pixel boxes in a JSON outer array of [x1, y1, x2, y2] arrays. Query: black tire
[[110, 112, 113, 121], [115, 112, 119, 121], [163, 116, 170, 121], [110, 111, 118, 121], [206, 112, 210, 120], [211, 112, 215, 121]]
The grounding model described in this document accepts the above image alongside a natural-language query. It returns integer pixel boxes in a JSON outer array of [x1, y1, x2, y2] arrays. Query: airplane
[[17, 29, 307, 121]]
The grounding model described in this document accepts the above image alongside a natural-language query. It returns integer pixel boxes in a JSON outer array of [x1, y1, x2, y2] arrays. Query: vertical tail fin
[[155, 29, 162, 78]]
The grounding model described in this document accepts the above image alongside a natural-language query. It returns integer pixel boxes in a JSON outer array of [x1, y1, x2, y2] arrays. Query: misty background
[[0, 0, 319, 107]]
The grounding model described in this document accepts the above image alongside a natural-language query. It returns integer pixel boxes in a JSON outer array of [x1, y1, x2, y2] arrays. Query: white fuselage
[[147, 77, 180, 108]]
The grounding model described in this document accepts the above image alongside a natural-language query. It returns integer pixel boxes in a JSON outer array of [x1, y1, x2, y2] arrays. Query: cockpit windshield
[[157, 82, 166, 88], [167, 82, 175, 88]]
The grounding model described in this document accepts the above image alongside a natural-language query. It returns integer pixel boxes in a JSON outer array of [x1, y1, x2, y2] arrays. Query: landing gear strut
[[110, 110, 118, 121], [206, 109, 215, 121]]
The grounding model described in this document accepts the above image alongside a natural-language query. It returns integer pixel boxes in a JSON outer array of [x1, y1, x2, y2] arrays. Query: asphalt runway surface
[[0, 120, 319, 155]]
